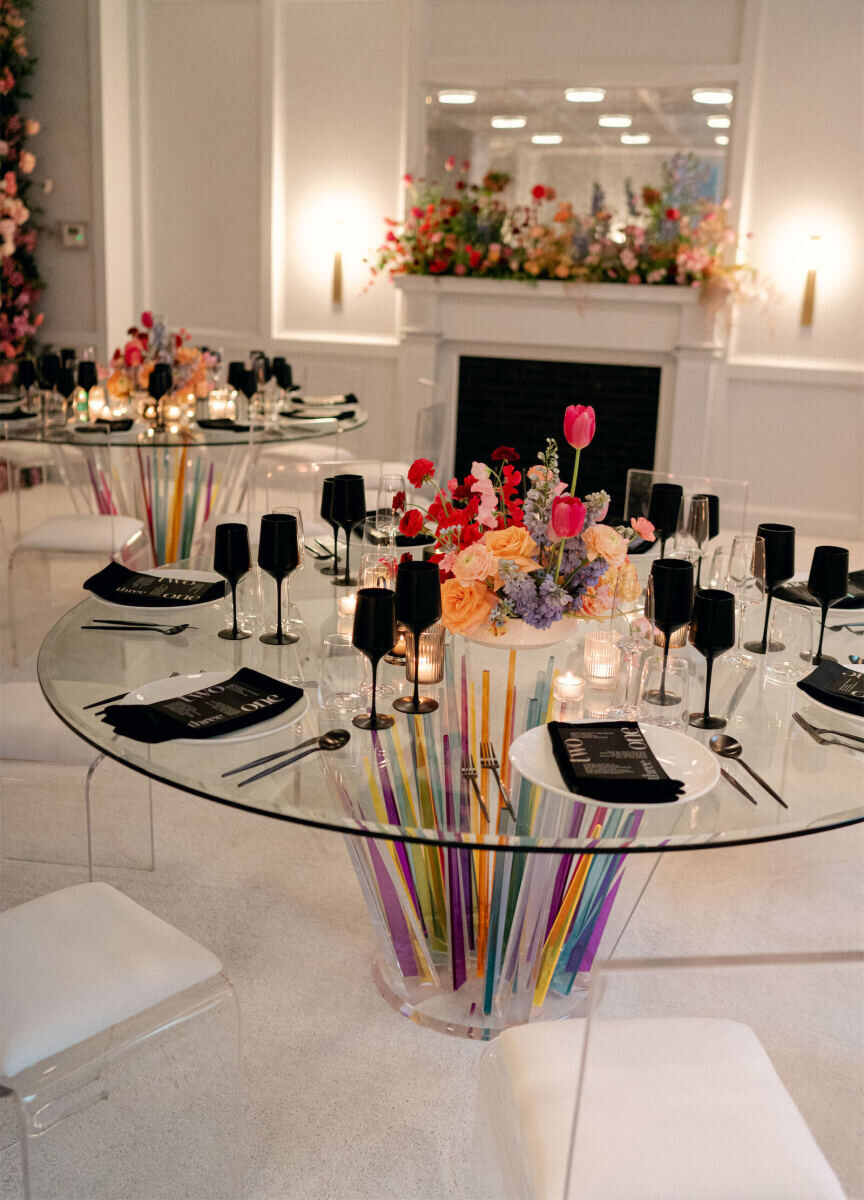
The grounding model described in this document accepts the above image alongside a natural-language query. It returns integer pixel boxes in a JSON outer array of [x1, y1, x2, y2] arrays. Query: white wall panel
[[137, 0, 261, 337]]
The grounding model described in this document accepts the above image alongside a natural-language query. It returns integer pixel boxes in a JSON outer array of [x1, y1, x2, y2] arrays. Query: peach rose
[[580, 585, 613, 618], [600, 561, 641, 604], [452, 541, 498, 586], [484, 526, 539, 573], [440, 578, 498, 635], [582, 524, 627, 569]]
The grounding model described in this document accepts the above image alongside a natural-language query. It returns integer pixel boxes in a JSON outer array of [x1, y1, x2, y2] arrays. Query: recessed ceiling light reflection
[[692, 88, 733, 104], [437, 90, 477, 105], [532, 133, 563, 145], [491, 115, 526, 129], [565, 88, 606, 103], [707, 115, 731, 128], [620, 133, 651, 145], [714, 135, 730, 146], [598, 114, 632, 128]]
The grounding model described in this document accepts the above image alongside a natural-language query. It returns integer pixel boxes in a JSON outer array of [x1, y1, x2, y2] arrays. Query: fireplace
[[454, 356, 660, 518]]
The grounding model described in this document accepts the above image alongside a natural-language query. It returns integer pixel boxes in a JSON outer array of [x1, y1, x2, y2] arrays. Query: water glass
[[638, 655, 690, 729], [318, 635, 364, 715], [765, 600, 817, 682]]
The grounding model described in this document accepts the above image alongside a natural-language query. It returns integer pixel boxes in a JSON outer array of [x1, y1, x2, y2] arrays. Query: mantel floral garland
[[0, 0, 45, 385], [396, 406, 655, 636], [370, 153, 757, 308]]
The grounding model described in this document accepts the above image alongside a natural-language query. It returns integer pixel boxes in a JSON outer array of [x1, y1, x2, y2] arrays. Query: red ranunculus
[[491, 446, 518, 462], [399, 509, 424, 537], [407, 458, 435, 488], [531, 184, 546, 200], [141, 311, 153, 328], [665, 208, 680, 220], [392, 490, 406, 512]]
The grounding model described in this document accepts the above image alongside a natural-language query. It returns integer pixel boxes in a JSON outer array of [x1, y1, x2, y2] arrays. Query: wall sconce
[[331, 219, 344, 307], [800, 234, 821, 327]]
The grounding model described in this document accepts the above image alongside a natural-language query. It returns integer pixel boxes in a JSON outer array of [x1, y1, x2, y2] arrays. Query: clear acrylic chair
[[624, 468, 750, 538], [476, 950, 862, 1199], [0, 882, 240, 1200]]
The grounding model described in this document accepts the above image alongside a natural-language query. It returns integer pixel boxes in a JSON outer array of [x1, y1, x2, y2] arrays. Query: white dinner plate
[[508, 722, 720, 808], [89, 567, 227, 617], [71, 424, 145, 444], [114, 670, 309, 745]]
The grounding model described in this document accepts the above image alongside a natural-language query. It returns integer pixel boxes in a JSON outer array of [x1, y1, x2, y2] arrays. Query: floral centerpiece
[[106, 311, 213, 403], [396, 406, 655, 641]]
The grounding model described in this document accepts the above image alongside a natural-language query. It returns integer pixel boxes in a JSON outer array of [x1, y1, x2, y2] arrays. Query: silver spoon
[[237, 729, 350, 786], [850, 655, 862, 664], [81, 623, 190, 636], [709, 734, 788, 809]]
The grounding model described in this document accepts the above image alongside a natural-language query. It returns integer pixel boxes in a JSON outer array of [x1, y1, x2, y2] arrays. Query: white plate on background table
[[88, 567, 227, 617], [508, 722, 720, 808], [112, 671, 310, 745]]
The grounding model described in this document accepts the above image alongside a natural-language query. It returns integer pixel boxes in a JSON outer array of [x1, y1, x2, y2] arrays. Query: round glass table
[[37, 558, 864, 1035]]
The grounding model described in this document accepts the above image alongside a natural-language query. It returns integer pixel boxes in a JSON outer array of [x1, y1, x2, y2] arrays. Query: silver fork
[[480, 740, 516, 819], [460, 753, 490, 821], [792, 711, 864, 749]]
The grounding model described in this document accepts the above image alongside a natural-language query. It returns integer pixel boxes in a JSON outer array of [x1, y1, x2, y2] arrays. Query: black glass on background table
[[17, 358, 37, 392], [258, 513, 301, 646], [40, 353, 60, 389], [227, 361, 245, 392], [329, 473, 367, 587], [809, 545, 850, 665], [77, 361, 98, 392], [647, 483, 684, 558], [351, 587, 397, 730], [393, 560, 442, 715], [213, 522, 252, 641], [688, 588, 736, 729], [318, 477, 342, 576], [645, 557, 694, 705], [148, 363, 173, 432], [745, 523, 795, 655]]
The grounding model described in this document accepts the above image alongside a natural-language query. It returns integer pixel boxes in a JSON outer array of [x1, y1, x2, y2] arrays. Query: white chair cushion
[[259, 440, 355, 462], [0, 883, 223, 1078], [1, 442, 56, 467], [487, 1016, 844, 1199], [0, 682, 96, 765], [17, 515, 145, 554]]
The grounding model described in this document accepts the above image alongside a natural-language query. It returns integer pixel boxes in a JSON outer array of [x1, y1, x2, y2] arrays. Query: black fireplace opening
[[454, 356, 661, 523]]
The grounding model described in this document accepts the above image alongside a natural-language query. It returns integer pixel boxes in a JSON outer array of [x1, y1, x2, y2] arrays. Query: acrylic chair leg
[[84, 754, 104, 881]]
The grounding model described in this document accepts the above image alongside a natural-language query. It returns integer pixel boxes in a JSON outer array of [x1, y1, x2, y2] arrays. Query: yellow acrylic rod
[[477, 668, 491, 972]]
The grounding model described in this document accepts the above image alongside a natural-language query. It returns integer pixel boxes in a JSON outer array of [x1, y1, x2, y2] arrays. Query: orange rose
[[580, 585, 613, 618], [440, 578, 498, 635], [484, 527, 539, 573], [582, 524, 627, 569]]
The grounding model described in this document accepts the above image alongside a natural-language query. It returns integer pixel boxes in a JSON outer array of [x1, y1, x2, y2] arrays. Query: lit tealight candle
[[583, 629, 621, 691], [337, 593, 357, 635], [553, 672, 585, 703], [385, 624, 408, 664]]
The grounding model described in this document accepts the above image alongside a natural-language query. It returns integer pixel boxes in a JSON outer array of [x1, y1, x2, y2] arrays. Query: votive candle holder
[[583, 629, 621, 691], [406, 622, 446, 685]]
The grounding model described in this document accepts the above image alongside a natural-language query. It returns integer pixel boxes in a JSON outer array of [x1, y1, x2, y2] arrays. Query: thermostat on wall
[[61, 221, 88, 248]]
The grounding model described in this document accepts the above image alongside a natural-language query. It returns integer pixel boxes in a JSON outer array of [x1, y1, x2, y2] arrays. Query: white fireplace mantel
[[395, 276, 727, 479]]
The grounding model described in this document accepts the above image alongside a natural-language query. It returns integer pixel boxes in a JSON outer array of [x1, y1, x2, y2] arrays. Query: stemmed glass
[[643, 558, 693, 705], [809, 545, 849, 665], [376, 473, 406, 550], [393, 560, 442, 715], [148, 363, 172, 432], [40, 353, 60, 394], [329, 473, 367, 587], [688, 589, 736, 729], [647, 483, 683, 558], [319, 478, 341, 576], [745, 523, 795, 655], [55, 368, 76, 426], [213, 523, 251, 641], [258, 514, 301, 645], [17, 358, 37, 410], [351, 588, 397, 730], [725, 534, 766, 664], [686, 496, 711, 587], [693, 493, 719, 543]]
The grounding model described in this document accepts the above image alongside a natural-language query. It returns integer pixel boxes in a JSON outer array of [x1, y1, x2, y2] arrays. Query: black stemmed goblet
[[56, 368, 76, 421], [809, 545, 849, 665], [745, 523, 795, 655], [227, 361, 246, 392], [647, 483, 684, 558], [17, 358, 36, 392], [213, 522, 252, 641], [392, 560, 442, 715], [258, 513, 301, 645], [318, 477, 341, 576], [645, 557, 694, 705], [148, 363, 172, 431], [40, 353, 60, 389], [351, 587, 397, 730], [329, 473, 367, 587], [77, 360, 97, 392], [688, 589, 736, 729]]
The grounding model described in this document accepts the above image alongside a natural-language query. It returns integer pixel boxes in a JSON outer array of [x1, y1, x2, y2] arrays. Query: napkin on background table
[[84, 562, 226, 607], [775, 569, 864, 610], [796, 661, 864, 719], [547, 720, 686, 804]]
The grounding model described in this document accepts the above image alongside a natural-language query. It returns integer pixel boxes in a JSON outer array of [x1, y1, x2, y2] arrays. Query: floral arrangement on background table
[[0, 0, 46, 386], [396, 405, 654, 639], [370, 153, 757, 308], [106, 311, 214, 402]]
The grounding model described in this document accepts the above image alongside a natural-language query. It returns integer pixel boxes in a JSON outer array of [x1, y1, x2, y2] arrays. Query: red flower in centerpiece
[[491, 445, 519, 462], [407, 458, 435, 488], [141, 311, 154, 329], [549, 495, 586, 539], [665, 208, 680, 220], [399, 509, 424, 537], [531, 184, 547, 200], [563, 404, 596, 450]]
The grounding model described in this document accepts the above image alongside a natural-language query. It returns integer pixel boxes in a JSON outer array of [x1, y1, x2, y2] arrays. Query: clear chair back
[[624, 468, 750, 538]]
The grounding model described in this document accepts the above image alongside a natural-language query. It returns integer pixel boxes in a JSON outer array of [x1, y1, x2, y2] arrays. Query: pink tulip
[[563, 404, 596, 450], [549, 495, 586, 540]]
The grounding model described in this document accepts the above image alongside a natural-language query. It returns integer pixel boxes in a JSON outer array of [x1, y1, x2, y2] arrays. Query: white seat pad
[[0, 442, 56, 467], [0, 883, 222, 1077], [489, 1016, 844, 1199], [0, 682, 96, 765], [17, 515, 145, 554]]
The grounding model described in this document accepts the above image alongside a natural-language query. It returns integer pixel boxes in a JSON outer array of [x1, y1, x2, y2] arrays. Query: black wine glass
[[148, 363, 172, 431], [318, 477, 341, 576], [56, 367, 76, 421], [351, 587, 397, 730], [17, 358, 37, 392], [645, 558, 694, 705], [77, 361, 97, 392], [647, 483, 683, 557], [213, 523, 252, 641], [227, 361, 246, 392], [688, 589, 736, 729], [258, 513, 301, 645], [809, 545, 849, 665], [40, 353, 60, 389], [393, 560, 442, 715], [60, 347, 77, 368], [329, 473, 367, 587], [745, 523, 795, 655]]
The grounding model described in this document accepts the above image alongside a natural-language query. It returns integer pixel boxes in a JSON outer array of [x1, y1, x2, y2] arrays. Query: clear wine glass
[[725, 534, 766, 665], [376, 473, 406, 551], [687, 496, 711, 587]]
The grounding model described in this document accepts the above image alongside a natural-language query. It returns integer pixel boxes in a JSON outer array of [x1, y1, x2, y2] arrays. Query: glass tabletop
[[37, 556, 864, 853]]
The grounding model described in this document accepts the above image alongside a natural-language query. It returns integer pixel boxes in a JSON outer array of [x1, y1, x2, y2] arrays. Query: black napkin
[[101, 668, 304, 743], [547, 721, 686, 805], [84, 561, 226, 607], [796, 661, 864, 719], [75, 418, 135, 434], [0, 408, 37, 421], [195, 418, 252, 432], [775, 570, 864, 611]]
